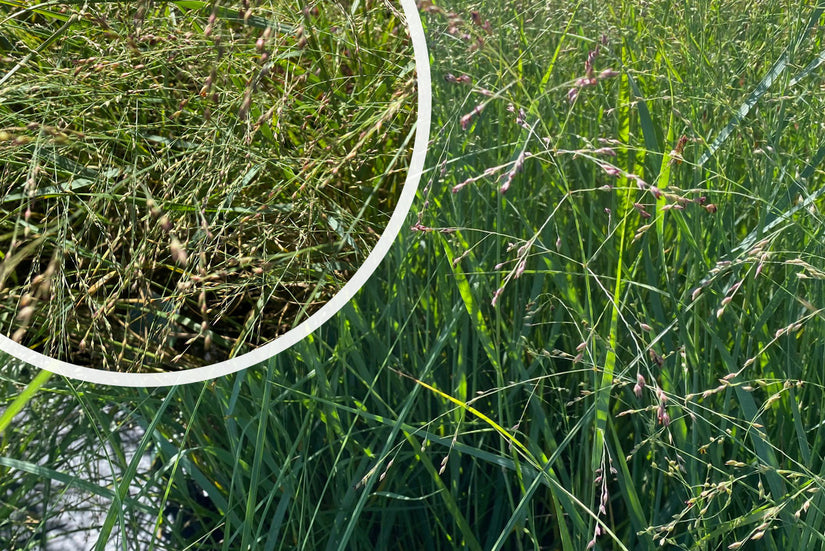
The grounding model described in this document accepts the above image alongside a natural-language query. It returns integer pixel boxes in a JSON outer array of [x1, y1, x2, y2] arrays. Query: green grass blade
[[0, 368, 52, 437]]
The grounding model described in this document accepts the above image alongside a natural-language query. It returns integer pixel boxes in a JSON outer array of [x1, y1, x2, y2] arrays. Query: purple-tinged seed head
[[633, 203, 651, 218], [755, 261, 764, 279], [460, 113, 474, 130], [634, 373, 646, 398], [657, 404, 670, 426], [629, 175, 647, 189]]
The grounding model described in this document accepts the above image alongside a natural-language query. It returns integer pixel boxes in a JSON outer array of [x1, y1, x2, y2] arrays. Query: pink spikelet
[[633, 373, 646, 398]]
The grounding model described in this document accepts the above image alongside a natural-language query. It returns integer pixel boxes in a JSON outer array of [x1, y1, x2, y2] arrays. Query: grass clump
[[0, 0, 416, 372]]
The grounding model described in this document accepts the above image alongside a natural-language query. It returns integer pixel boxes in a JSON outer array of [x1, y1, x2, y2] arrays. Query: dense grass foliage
[[0, 0, 414, 371], [2, 0, 825, 549]]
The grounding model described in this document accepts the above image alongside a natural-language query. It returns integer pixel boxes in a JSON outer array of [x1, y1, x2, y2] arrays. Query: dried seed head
[[239, 89, 253, 120], [170, 236, 188, 265], [17, 305, 36, 323]]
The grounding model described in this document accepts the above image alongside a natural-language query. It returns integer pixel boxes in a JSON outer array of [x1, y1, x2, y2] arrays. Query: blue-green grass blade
[[0, 455, 157, 515]]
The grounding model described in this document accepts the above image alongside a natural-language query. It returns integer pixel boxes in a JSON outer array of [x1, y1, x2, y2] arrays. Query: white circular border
[[0, 0, 431, 387]]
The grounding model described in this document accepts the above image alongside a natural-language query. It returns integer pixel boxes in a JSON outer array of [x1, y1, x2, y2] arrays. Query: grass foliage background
[[0, 0, 415, 372], [2, 0, 825, 549]]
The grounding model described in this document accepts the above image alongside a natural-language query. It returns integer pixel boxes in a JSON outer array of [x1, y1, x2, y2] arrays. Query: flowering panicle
[[443, 72, 472, 85], [452, 165, 506, 194], [587, 452, 616, 549], [500, 150, 527, 194], [567, 41, 619, 104], [460, 104, 484, 130]]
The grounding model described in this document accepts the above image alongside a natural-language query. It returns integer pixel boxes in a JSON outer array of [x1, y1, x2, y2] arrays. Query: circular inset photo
[[0, 0, 430, 382]]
